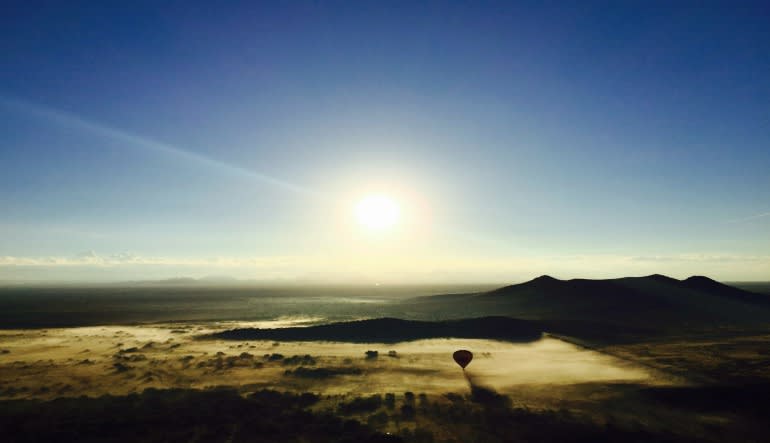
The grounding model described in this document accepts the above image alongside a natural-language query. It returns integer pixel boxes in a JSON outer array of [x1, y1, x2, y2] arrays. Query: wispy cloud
[[724, 211, 770, 224], [0, 252, 313, 268], [0, 96, 322, 198], [629, 254, 770, 263], [2, 252, 769, 283]]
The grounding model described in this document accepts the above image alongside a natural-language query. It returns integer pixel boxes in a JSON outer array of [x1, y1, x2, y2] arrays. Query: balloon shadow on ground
[[464, 370, 512, 409]]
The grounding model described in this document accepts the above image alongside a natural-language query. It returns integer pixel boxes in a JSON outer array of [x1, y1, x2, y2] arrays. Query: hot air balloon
[[453, 349, 473, 369]]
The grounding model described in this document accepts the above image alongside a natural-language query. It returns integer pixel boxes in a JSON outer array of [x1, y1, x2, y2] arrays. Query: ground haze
[[2, 278, 770, 442]]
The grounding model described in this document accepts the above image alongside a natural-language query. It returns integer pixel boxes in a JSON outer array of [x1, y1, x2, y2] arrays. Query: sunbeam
[[0, 96, 322, 198]]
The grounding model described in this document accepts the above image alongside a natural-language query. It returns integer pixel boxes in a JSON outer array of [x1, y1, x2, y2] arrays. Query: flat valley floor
[[3, 321, 770, 442]]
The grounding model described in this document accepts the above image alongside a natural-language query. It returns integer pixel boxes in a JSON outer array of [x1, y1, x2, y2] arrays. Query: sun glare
[[355, 195, 400, 230]]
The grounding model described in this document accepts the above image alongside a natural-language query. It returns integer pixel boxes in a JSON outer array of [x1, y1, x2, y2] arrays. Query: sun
[[355, 195, 400, 230]]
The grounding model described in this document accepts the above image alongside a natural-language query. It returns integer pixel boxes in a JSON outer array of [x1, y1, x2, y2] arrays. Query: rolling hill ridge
[[410, 275, 770, 336]]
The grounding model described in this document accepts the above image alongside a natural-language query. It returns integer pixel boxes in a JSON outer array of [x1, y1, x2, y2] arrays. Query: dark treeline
[[209, 316, 543, 343], [0, 388, 397, 443], [3, 385, 769, 442]]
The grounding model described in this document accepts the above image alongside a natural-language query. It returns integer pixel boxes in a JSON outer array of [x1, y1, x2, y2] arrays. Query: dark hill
[[410, 275, 770, 337], [207, 316, 543, 343], [488, 274, 760, 301], [681, 276, 770, 304], [488, 274, 768, 309]]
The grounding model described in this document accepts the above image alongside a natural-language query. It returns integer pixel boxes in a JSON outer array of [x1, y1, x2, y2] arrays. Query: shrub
[[413, 427, 434, 443], [119, 347, 139, 353], [400, 404, 416, 420], [367, 411, 389, 427], [284, 367, 362, 379], [282, 354, 316, 365], [338, 395, 383, 415], [113, 362, 131, 372]]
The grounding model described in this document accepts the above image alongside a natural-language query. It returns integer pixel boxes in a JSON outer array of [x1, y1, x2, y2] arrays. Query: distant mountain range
[[209, 275, 770, 345], [481, 274, 770, 310], [487, 274, 765, 303], [406, 274, 770, 339]]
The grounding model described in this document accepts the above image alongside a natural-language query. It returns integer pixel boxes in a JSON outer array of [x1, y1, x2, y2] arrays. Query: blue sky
[[1, 1, 768, 282]]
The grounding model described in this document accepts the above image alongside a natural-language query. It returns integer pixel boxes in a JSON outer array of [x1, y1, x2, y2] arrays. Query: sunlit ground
[[0, 321, 670, 403]]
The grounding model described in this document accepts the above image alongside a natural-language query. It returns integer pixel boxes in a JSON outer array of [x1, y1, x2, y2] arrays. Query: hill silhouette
[[409, 275, 770, 340], [211, 275, 770, 345], [484, 274, 768, 313], [680, 276, 770, 304]]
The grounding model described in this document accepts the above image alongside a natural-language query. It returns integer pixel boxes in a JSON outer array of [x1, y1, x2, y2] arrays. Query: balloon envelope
[[453, 350, 473, 369]]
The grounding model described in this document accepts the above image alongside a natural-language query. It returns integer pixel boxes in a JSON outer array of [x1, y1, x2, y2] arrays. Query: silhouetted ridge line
[[485, 274, 764, 303], [206, 316, 543, 343], [531, 275, 560, 283], [681, 275, 770, 304], [487, 275, 633, 299], [683, 275, 727, 288], [645, 274, 681, 284], [437, 274, 768, 330]]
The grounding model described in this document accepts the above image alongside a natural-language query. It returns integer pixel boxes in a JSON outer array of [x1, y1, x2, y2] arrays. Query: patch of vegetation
[[367, 411, 389, 427], [118, 347, 139, 353], [443, 393, 463, 403], [400, 404, 416, 420], [114, 353, 147, 362], [248, 389, 320, 409], [470, 385, 511, 409], [338, 395, 383, 415], [384, 393, 396, 409], [283, 367, 363, 379], [195, 353, 259, 370], [0, 384, 760, 442], [641, 384, 770, 418], [112, 362, 131, 372], [0, 388, 400, 443], [211, 317, 542, 344], [409, 427, 434, 443], [0, 386, 29, 397], [282, 354, 316, 366]]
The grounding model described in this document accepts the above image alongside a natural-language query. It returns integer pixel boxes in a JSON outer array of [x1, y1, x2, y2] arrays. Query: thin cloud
[[0, 253, 321, 268], [630, 254, 769, 263], [0, 96, 323, 198], [724, 211, 770, 224], [2, 252, 768, 271]]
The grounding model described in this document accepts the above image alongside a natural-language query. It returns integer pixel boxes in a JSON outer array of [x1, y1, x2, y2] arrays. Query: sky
[[1, 1, 769, 283]]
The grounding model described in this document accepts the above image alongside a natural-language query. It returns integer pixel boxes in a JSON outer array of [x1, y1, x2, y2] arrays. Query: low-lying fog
[[0, 319, 671, 402]]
